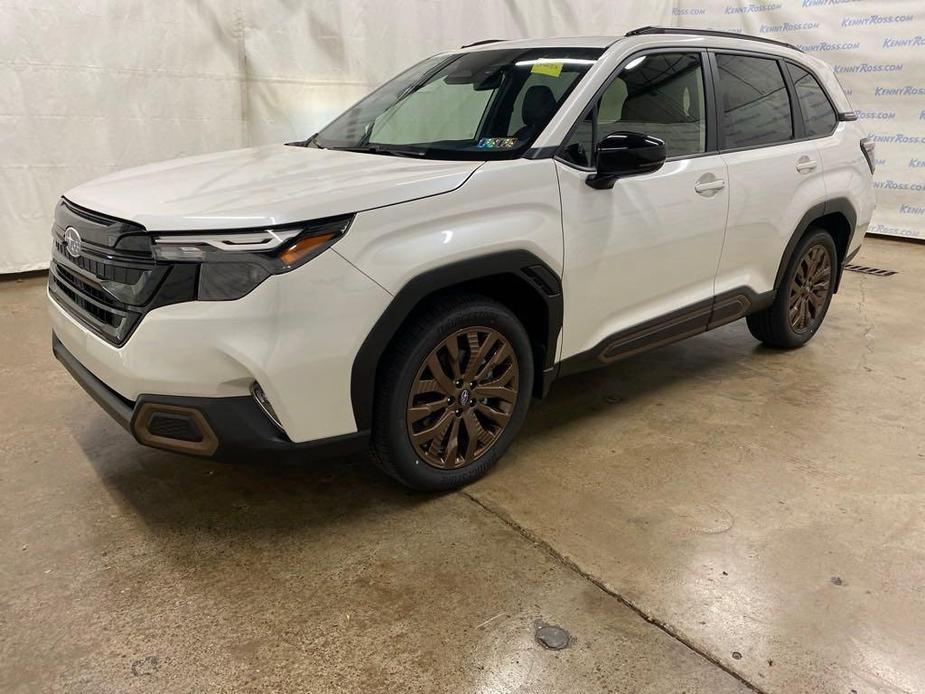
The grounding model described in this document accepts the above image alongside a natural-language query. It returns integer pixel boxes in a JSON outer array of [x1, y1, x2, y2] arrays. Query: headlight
[[152, 215, 353, 300]]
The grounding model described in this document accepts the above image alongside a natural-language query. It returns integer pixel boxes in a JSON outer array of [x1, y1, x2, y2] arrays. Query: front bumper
[[53, 334, 369, 460], [48, 247, 393, 443]]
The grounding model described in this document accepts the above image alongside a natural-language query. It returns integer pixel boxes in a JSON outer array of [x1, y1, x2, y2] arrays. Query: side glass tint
[[601, 53, 706, 158], [787, 63, 837, 138], [560, 111, 594, 167], [717, 54, 792, 148], [560, 52, 706, 166]]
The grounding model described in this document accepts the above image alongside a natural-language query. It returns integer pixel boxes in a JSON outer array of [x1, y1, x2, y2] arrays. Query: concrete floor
[[1, 236, 923, 693]]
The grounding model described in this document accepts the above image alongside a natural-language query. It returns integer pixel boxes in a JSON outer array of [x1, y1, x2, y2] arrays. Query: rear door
[[556, 50, 729, 364], [712, 51, 828, 298], [786, 60, 873, 260]]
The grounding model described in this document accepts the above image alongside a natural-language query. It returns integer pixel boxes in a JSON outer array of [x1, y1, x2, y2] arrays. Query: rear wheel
[[747, 228, 837, 348], [371, 295, 533, 491]]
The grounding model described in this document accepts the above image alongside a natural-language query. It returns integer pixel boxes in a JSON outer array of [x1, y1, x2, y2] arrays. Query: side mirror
[[586, 132, 667, 190]]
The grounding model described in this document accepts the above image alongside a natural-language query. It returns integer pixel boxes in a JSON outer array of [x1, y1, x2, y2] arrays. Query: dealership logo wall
[[672, 0, 925, 239], [4, 1, 923, 276]]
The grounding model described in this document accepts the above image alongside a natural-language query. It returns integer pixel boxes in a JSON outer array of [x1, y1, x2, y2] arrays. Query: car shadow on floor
[[76, 420, 420, 534], [523, 325, 773, 438], [75, 327, 771, 532]]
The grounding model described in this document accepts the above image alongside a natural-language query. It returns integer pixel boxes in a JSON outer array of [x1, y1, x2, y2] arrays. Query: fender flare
[[773, 197, 858, 291], [349, 250, 563, 431]]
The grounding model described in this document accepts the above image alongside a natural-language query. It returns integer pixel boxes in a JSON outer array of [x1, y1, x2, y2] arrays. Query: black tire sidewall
[[375, 298, 534, 491], [775, 229, 838, 346]]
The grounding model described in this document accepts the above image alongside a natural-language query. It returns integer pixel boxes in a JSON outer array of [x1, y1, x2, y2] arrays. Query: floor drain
[[844, 264, 896, 277]]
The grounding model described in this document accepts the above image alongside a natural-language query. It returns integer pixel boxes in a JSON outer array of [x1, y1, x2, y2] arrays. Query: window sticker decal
[[477, 137, 518, 149]]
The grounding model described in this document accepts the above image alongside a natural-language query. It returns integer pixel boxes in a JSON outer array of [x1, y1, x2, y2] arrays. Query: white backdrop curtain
[[1, 0, 922, 274]]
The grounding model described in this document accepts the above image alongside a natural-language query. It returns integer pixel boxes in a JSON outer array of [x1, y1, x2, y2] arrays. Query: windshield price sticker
[[531, 61, 563, 77]]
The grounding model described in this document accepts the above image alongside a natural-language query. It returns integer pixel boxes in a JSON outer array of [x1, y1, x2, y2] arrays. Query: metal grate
[[147, 412, 204, 442], [844, 264, 897, 277]]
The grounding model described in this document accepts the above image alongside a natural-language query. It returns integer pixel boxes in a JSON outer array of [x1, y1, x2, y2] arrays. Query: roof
[[459, 36, 618, 51], [459, 28, 801, 53], [625, 26, 799, 51]]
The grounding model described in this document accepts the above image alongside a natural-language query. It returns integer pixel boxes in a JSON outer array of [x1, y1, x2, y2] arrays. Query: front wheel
[[371, 295, 533, 491], [747, 228, 838, 348]]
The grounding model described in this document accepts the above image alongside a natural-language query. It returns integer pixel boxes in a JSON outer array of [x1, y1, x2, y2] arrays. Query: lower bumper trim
[[53, 334, 133, 432], [52, 334, 370, 461]]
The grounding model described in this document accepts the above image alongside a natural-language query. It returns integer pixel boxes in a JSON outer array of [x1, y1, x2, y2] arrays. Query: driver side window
[[560, 52, 707, 168]]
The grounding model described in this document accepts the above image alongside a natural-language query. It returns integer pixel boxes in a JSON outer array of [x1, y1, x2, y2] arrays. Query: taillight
[[860, 138, 876, 174]]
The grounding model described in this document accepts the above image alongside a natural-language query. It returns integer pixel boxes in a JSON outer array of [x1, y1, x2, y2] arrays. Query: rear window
[[716, 54, 792, 149], [787, 63, 837, 138]]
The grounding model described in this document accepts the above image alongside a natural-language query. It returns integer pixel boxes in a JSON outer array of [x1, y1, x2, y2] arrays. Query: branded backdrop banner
[[672, 0, 924, 241], [1, 0, 922, 273]]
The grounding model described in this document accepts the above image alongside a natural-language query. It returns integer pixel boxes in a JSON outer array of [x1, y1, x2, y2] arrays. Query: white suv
[[49, 27, 875, 490]]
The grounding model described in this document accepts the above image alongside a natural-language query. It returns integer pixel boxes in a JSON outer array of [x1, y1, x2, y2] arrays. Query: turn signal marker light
[[278, 233, 337, 267]]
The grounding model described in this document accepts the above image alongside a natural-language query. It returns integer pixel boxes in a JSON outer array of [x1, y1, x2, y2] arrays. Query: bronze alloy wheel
[[788, 244, 832, 334], [406, 326, 519, 470]]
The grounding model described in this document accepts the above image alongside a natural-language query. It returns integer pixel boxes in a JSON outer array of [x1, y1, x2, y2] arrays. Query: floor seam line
[[459, 490, 769, 694]]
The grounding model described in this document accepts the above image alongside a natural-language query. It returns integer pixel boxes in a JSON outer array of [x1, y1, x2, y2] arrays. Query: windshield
[[312, 47, 603, 160]]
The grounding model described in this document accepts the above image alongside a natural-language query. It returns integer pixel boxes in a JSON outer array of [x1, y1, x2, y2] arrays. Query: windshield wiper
[[332, 145, 426, 158], [286, 133, 323, 148]]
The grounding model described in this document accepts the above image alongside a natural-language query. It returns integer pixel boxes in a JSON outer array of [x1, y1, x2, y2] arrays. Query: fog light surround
[[133, 403, 219, 456], [251, 382, 284, 433]]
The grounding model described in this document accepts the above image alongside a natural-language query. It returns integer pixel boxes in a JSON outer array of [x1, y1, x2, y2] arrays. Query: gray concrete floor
[[1, 236, 923, 693]]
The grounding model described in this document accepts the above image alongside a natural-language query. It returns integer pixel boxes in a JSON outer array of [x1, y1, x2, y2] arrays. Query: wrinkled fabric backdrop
[[2, 0, 922, 273]]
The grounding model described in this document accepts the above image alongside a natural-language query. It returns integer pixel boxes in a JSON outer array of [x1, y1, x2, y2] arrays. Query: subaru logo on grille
[[64, 226, 81, 258]]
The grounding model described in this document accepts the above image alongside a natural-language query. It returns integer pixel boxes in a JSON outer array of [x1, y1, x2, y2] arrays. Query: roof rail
[[460, 39, 505, 48], [625, 26, 801, 52]]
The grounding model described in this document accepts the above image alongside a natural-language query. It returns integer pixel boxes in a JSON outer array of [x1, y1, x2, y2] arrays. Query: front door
[[556, 51, 728, 364]]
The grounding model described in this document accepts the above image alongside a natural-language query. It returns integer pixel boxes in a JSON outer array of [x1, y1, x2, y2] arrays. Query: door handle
[[694, 179, 726, 195], [796, 158, 818, 174]]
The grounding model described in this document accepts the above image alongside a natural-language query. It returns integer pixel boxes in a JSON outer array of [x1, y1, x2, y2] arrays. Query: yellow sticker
[[531, 61, 563, 77]]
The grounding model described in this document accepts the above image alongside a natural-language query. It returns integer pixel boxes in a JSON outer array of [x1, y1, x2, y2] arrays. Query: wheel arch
[[350, 251, 563, 431], [774, 198, 857, 294]]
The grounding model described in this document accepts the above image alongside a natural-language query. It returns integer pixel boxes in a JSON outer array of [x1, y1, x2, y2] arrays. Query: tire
[[747, 228, 838, 349], [371, 294, 534, 491]]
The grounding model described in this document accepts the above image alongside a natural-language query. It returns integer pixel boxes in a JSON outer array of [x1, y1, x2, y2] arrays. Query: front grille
[[49, 261, 131, 339], [55, 263, 122, 308], [48, 199, 198, 346], [53, 237, 145, 284], [50, 266, 123, 328]]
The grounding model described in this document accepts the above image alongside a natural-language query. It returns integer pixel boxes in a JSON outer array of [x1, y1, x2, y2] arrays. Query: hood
[[64, 144, 482, 231]]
